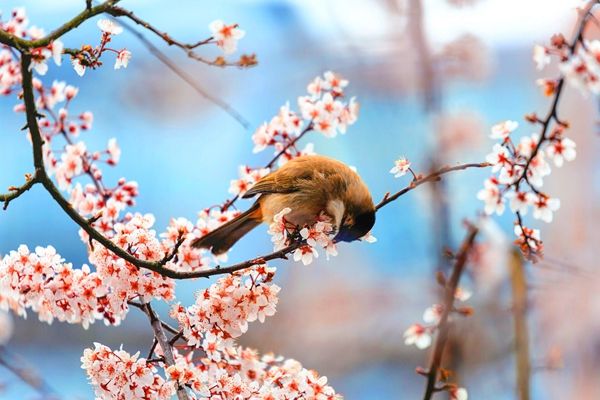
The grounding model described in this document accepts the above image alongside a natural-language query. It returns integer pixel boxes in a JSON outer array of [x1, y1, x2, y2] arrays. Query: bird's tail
[[191, 202, 262, 255]]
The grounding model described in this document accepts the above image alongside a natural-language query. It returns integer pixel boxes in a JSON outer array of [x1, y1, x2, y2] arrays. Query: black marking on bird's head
[[334, 210, 376, 242]]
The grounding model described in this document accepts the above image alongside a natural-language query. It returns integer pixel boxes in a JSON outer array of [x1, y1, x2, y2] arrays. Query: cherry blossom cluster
[[0, 8, 64, 77], [81, 343, 176, 400], [1, 7, 349, 398], [477, 118, 574, 260], [0, 245, 108, 328], [267, 208, 338, 265], [170, 265, 280, 350], [71, 19, 131, 76], [251, 71, 358, 164], [165, 345, 341, 399], [534, 33, 600, 96]]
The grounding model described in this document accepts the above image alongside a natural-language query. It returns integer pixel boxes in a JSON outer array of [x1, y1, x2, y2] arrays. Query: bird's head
[[334, 209, 376, 243]]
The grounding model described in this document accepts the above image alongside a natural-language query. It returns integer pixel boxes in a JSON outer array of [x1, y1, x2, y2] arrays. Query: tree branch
[[510, 249, 531, 400], [0, 1, 121, 49], [422, 225, 478, 400], [376, 162, 491, 210], [0, 172, 40, 210], [143, 303, 189, 400], [112, 16, 251, 129]]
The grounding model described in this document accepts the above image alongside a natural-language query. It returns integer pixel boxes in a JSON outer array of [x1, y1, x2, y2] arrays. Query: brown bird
[[191, 155, 376, 255]]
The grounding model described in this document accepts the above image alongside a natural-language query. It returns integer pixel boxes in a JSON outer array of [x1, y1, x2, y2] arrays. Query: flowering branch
[[376, 162, 491, 210], [421, 225, 478, 400], [0, 1, 120, 49], [13, 61, 491, 284], [112, 16, 251, 128]]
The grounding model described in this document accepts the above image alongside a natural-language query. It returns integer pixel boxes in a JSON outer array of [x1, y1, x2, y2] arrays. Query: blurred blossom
[[0, 311, 13, 345], [435, 110, 485, 159], [438, 34, 492, 82], [470, 218, 510, 292]]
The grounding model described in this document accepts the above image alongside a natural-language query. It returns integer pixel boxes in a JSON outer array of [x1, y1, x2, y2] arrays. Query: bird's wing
[[242, 170, 306, 198]]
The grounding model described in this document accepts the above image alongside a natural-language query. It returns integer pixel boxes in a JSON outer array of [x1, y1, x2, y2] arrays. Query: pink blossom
[[490, 120, 518, 140], [97, 19, 123, 35], [390, 157, 411, 177], [532, 194, 560, 223], [477, 177, 504, 216], [546, 137, 576, 167], [403, 324, 432, 349], [208, 20, 245, 54], [114, 49, 131, 69], [533, 44, 551, 70]]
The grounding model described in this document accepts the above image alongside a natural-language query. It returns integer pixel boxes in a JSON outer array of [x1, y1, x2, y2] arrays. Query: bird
[[191, 154, 376, 255]]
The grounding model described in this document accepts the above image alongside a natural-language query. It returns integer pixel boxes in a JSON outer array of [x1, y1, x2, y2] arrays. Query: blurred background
[[1, 0, 599, 398]]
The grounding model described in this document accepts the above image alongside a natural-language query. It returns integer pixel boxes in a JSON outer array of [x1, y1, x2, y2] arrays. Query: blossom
[[114, 49, 131, 69], [293, 245, 319, 265], [0, 311, 13, 345], [477, 177, 504, 216], [423, 304, 443, 325], [51, 40, 64, 66], [390, 157, 411, 177], [450, 387, 469, 400], [403, 324, 432, 349], [72, 58, 86, 76], [208, 20, 245, 54], [454, 287, 472, 302], [546, 137, 576, 167], [533, 44, 550, 70], [360, 231, 377, 243], [532, 194, 560, 223], [490, 120, 518, 140], [486, 143, 512, 172], [323, 70, 348, 94], [97, 19, 123, 35], [506, 191, 532, 215], [536, 78, 557, 97], [267, 208, 292, 250], [107, 138, 121, 164], [514, 224, 542, 253]]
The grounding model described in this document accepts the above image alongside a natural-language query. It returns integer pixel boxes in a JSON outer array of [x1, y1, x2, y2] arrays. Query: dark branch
[[0, 172, 40, 210], [376, 162, 491, 210], [143, 303, 190, 400], [422, 225, 479, 400]]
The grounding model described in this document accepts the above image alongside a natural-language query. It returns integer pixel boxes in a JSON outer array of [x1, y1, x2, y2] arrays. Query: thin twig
[[376, 162, 491, 210], [422, 226, 478, 400], [112, 15, 251, 129], [0, 171, 40, 210]]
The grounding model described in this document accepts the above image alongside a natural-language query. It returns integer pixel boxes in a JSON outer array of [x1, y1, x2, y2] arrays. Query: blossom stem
[[422, 225, 478, 400]]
